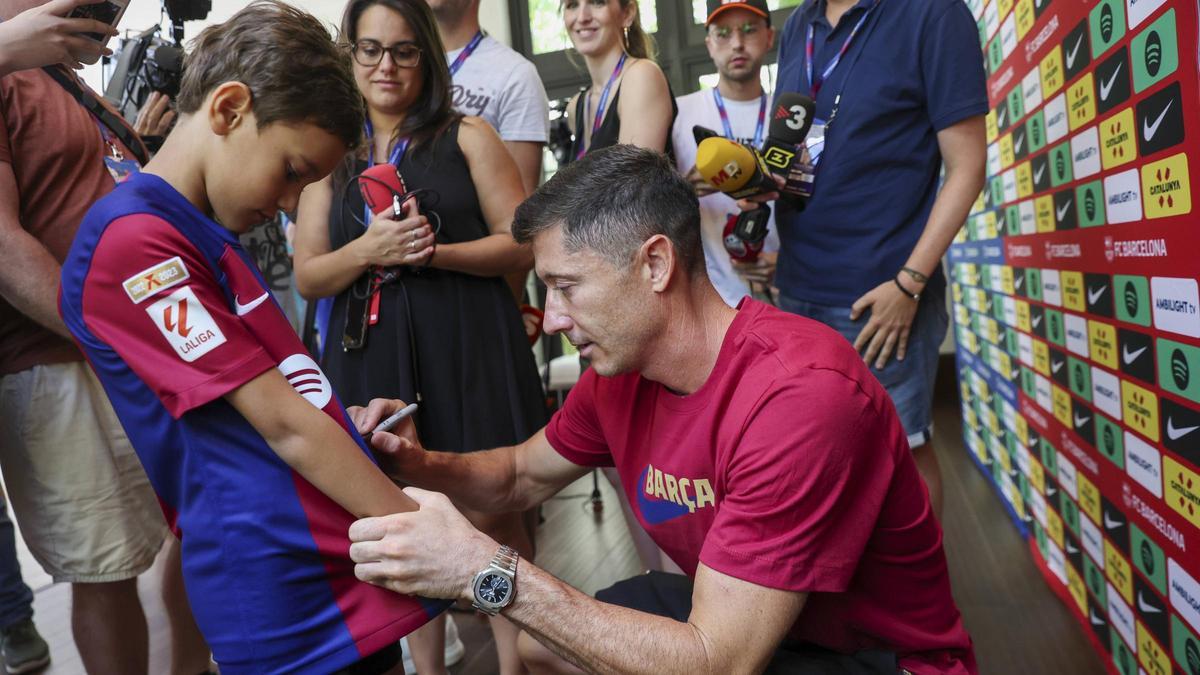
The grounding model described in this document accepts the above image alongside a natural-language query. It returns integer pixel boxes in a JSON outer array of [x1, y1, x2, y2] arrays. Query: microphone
[[760, 93, 817, 201], [695, 137, 778, 200], [358, 164, 407, 217], [692, 124, 721, 145]]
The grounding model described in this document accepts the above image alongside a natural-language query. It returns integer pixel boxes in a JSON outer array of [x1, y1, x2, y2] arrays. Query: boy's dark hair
[[338, 0, 459, 152], [176, 0, 363, 150], [513, 145, 704, 276]]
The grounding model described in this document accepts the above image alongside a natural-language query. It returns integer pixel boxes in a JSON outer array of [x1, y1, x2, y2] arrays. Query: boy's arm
[[226, 369, 417, 518]]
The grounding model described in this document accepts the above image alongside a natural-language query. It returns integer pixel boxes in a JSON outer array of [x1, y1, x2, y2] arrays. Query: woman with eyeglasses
[[563, 0, 675, 159], [293, 0, 547, 672]]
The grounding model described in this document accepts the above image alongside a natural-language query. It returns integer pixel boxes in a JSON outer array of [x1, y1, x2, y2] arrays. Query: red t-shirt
[[545, 299, 977, 674]]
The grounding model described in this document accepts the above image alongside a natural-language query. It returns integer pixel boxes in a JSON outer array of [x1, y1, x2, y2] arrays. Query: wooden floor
[[12, 368, 1104, 674]]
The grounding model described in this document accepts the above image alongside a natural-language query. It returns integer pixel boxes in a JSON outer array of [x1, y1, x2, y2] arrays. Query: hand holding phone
[[66, 0, 128, 43], [0, 0, 119, 75]]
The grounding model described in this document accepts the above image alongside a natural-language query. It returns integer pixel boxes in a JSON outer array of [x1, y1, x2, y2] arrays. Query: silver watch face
[[476, 573, 511, 605]]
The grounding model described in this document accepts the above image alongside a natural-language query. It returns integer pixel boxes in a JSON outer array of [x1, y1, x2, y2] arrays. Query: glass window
[[531, 0, 658, 55], [692, 0, 802, 25]]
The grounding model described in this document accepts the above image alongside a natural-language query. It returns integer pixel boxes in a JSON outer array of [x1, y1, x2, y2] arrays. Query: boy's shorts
[[0, 361, 167, 583], [595, 572, 898, 674], [779, 284, 949, 449]]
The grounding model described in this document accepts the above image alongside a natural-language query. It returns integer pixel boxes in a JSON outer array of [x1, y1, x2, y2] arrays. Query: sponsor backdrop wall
[[949, 0, 1200, 673]]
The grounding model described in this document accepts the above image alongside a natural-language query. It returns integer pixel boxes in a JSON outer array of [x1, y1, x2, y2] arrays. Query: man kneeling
[[348, 144, 977, 674]]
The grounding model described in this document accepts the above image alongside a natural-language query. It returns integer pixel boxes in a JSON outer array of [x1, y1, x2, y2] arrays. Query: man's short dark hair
[[176, 0, 363, 150], [513, 145, 704, 276]]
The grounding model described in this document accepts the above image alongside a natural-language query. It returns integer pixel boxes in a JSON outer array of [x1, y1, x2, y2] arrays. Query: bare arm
[[503, 139, 544, 196], [509, 563, 805, 675], [426, 117, 531, 278], [0, 161, 71, 338], [349, 399, 588, 513], [293, 176, 434, 300], [616, 59, 673, 152], [225, 370, 417, 518]]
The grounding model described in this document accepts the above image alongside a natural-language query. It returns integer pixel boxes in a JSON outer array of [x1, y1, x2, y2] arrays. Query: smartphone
[[370, 403, 419, 436], [69, 0, 130, 42]]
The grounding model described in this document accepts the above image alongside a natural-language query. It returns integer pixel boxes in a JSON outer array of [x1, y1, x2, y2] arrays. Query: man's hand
[[349, 487, 498, 601], [133, 91, 176, 138], [347, 398, 425, 480], [0, 0, 117, 75], [732, 251, 776, 286], [850, 279, 921, 370], [684, 165, 718, 198]]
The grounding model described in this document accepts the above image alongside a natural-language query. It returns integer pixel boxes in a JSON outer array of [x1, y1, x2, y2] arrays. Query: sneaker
[[0, 619, 49, 674], [399, 615, 466, 674]]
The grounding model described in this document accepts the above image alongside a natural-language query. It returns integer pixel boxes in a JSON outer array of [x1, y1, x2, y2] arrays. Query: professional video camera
[[102, 0, 210, 129]]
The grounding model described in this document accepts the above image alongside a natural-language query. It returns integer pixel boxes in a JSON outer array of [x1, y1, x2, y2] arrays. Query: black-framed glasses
[[351, 40, 422, 68], [708, 22, 765, 44]]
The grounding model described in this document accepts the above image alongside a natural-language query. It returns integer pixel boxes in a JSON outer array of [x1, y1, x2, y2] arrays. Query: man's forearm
[[400, 446, 526, 513], [902, 166, 985, 279], [0, 228, 72, 338], [504, 563, 724, 675]]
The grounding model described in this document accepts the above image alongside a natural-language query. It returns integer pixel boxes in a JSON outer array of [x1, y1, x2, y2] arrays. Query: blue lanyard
[[712, 89, 768, 148], [448, 31, 484, 76], [577, 52, 627, 159], [362, 118, 409, 226], [805, 0, 880, 96]]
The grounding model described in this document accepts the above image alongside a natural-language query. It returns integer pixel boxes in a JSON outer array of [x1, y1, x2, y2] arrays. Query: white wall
[[83, 0, 510, 91]]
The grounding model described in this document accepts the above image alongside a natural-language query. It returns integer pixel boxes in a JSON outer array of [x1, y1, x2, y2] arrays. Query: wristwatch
[[471, 545, 518, 615]]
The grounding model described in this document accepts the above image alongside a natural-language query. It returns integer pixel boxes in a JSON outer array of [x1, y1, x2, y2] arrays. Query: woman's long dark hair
[[338, 0, 460, 158]]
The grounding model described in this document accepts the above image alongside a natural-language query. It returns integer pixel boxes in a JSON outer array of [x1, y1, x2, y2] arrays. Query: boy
[[57, 2, 442, 672]]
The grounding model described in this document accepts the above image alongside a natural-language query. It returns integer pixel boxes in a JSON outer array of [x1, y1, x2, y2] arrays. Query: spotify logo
[[1174, 348, 1191, 389], [1085, 189, 1096, 219], [1125, 280, 1139, 316], [1140, 540, 1155, 575], [1145, 30, 1163, 77], [1101, 4, 1115, 42]]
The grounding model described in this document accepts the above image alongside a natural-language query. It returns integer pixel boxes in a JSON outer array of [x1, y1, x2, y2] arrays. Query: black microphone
[[760, 93, 816, 201], [692, 124, 721, 145]]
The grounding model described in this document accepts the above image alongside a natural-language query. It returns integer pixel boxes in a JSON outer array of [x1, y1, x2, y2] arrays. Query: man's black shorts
[[595, 572, 899, 675]]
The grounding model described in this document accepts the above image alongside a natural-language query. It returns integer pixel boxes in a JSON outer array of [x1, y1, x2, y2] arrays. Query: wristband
[[900, 266, 929, 284], [894, 276, 920, 301]]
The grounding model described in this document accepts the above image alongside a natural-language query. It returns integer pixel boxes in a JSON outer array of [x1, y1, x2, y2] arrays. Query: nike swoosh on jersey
[[1166, 417, 1200, 440], [1099, 62, 1123, 100], [1056, 201, 1073, 221], [1143, 99, 1174, 142], [1066, 34, 1084, 69], [1122, 345, 1147, 364], [234, 292, 270, 316], [1087, 286, 1107, 305]]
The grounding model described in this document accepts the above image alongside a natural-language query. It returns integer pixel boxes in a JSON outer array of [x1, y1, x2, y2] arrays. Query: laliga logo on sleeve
[[277, 354, 332, 410], [148, 287, 226, 363]]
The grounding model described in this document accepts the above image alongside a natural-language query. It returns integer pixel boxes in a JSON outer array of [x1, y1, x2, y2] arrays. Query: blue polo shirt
[[774, 0, 987, 306]]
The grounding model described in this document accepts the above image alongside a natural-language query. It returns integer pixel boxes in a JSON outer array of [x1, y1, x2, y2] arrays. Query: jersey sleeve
[[496, 60, 550, 143], [699, 370, 899, 593], [543, 368, 614, 467], [921, 1, 989, 131], [81, 214, 275, 418]]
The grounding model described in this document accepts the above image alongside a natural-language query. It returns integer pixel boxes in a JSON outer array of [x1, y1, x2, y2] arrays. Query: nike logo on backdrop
[[1075, 413, 1091, 427], [234, 292, 270, 316], [1100, 62, 1123, 100], [1033, 315, 1044, 328], [1167, 417, 1200, 440], [1137, 592, 1163, 614], [1034, 164, 1047, 183], [1122, 345, 1147, 364], [1067, 35, 1084, 69], [1144, 100, 1174, 142], [1104, 513, 1122, 530], [1015, 134, 1025, 153], [1057, 201, 1073, 221], [1052, 359, 1065, 373], [1088, 286, 1107, 305]]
